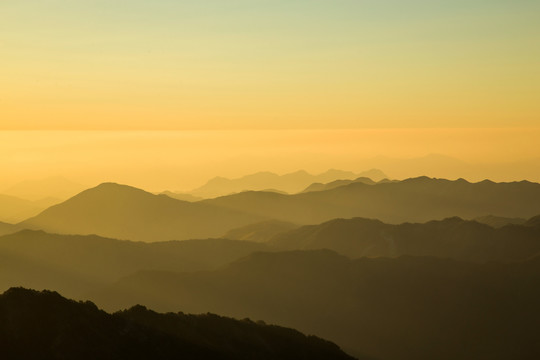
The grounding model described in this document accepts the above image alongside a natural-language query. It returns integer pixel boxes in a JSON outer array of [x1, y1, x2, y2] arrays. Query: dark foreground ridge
[[0, 287, 356, 360]]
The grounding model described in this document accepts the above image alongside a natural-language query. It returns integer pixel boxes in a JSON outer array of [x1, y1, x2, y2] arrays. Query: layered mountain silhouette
[[92, 250, 540, 360], [269, 216, 540, 262], [223, 220, 299, 243], [204, 177, 540, 224], [0, 193, 60, 223], [0, 221, 20, 237], [0, 287, 355, 360], [20, 183, 263, 241], [357, 154, 540, 184], [0, 230, 270, 297], [160, 191, 203, 202], [19, 178, 540, 241], [473, 214, 527, 228], [302, 177, 378, 193], [525, 214, 540, 227], [2, 176, 86, 201], [189, 169, 387, 198]]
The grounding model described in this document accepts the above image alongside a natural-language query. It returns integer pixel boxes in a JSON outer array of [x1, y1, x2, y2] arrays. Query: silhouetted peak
[[403, 176, 433, 183], [438, 216, 465, 223], [327, 217, 385, 227], [525, 215, 540, 228], [93, 182, 144, 192], [71, 182, 158, 201], [354, 176, 374, 182], [2, 287, 65, 303]]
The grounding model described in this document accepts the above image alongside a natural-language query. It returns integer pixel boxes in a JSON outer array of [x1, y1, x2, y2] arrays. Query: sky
[[0, 1, 539, 189], [1, 0, 539, 129]]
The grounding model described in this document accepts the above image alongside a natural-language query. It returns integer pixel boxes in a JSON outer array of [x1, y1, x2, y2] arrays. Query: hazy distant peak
[[2, 176, 86, 201], [284, 170, 311, 178], [356, 168, 387, 180], [190, 169, 386, 198]]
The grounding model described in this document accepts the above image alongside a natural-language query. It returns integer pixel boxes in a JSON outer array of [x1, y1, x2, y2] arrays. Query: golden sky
[[0, 1, 539, 190], [1, 0, 539, 130], [0, 129, 539, 192]]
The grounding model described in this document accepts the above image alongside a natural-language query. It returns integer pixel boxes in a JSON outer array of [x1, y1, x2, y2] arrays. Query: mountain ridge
[[189, 169, 387, 198], [20, 182, 264, 242], [204, 176, 540, 224], [269, 216, 540, 262], [91, 250, 540, 360], [0, 287, 356, 360]]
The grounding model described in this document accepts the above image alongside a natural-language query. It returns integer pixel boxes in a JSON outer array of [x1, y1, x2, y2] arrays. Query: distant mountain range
[[269, 216, 540, 262], [91, 250, 540, 360], [20, 183, 263, 242], [17, 177, 540, 241], [188, 169, 387, 198], [205, 177, 540, 224], [0, 230, 270, 297], [2, 176, 86, 201], [0, 193, 60, 223], [301, 177, 378, 193], [3, 171, 540, 360], [473, 214, 527, 228], [0, 288, 355, 360], [355, 154, 540, 184]]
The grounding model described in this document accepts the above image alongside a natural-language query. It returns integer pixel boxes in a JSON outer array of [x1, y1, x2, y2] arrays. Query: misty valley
[[1, 173, 540, 359]]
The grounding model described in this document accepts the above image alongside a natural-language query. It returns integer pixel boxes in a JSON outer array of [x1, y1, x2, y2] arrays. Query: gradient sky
[[1, 1, 539, 191], [1, 0, 539, 130]]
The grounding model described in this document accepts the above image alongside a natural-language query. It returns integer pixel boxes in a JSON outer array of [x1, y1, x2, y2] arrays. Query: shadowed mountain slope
[[0, 230, 270, 297], [270, 216, 540, 262], [204, 177, 540, 224], [92, 250, 540, 360], [20, 183, 263, 242], [223, 220, 299, 243], [0, 287, 356, 360]]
